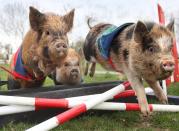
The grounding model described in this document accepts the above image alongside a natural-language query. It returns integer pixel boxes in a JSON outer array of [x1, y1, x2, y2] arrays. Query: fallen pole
[[0, 87, 152, 108], [93, 102, 179, 112], [26, 82, 130, 131], [2, 102, 179, 117], [0, 88, 153, 116]]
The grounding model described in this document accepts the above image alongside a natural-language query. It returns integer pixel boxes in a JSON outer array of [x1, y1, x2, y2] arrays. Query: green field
[[1, 64, 179, 131]]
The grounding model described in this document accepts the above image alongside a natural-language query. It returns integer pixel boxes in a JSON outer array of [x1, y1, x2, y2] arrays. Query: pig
[[7, 6, 75, 89], [49, 48, 82, 85], [83, 19, 175, 116]]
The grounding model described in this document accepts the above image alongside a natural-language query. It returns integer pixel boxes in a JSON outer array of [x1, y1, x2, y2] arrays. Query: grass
[[0, 64, 9, 80], [1, 64, 179, 130], [84, 72, 120, 83]]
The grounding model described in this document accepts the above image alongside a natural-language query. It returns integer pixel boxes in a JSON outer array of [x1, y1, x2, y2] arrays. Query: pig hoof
[[158, 95, 168, 104], [84, 70, 88, 76], [160, 98, 168, 104], [141, 106, 151, 117], [142, 110, 151, 117], [89, 72, 94, 77]]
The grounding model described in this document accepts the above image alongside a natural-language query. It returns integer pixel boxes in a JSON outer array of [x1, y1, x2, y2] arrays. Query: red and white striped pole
[[0, 87, 153, 116], [0, 88, 146, 108], [0, 83, 133, 108], [93, 102, 179, 112], [26, 82, 130, 131], [2, 102, 179, 117]]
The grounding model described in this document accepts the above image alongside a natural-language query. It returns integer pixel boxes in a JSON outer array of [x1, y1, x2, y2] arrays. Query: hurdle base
[[0, 81, 179, 127]]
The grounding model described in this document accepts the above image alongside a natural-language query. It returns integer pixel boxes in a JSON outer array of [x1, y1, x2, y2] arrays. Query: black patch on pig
[[83, 32, 98, 61], [36, 30, 43, 42], [159, 26, 169, 34], [126, 25, 135, 39], [43, 46, 50, 59], [145, 22, 155, 31], [149, 63, 153, 67], [7, 78, 21, 90], [111, 24, 134, 55], [111, 38, 121, 54], [29, 7, 46, 31], [123, 49, 129, 60], [142, 36, 154, 52], [83, 24, 111, 61]]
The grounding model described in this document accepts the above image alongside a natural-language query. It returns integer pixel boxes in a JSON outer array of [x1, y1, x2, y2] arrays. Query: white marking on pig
[[157, 36, 172, 51], [56, 68, 62, 82], [90, 57, 96, 63], [68, 58, 79, 66]]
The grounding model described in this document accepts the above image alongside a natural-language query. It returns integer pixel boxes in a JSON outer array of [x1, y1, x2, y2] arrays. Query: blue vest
[[12, 47, 33, 81], [97, 23, 133, 59], [14, 47, 28, 77]]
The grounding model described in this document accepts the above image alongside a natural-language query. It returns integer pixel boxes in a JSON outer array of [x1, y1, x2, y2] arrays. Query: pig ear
[[29, 6, 45, 31], [134, 21, 149, 43], [62, 9, 75, 33], [167, 20, 175, 33]]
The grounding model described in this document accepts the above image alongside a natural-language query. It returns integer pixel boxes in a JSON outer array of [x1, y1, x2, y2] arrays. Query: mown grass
[[1, 64, 179, 130]]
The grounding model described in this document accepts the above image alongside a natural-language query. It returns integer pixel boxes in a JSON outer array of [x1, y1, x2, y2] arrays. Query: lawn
[[1, 64, 179, 131]]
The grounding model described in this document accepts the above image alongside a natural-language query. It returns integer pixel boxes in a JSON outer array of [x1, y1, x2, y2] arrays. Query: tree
[[0, 2, 28, 40], [70, 38, 84, 54], [4, 44, 12, 59]]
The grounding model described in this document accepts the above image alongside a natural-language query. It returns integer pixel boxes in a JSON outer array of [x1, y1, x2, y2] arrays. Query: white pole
[[0, 105, 35, 115], [1, 102, 179, 116], [0, 95, 35, 106], [0, 87, 153, 106], [0, 87, 153, 116]]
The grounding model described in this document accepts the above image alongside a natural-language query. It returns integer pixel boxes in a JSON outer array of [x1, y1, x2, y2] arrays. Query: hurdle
[[0, 87, 154, 107], [25, 82, 129, 130], [0, 87, 154, 116], [1, 82, 179, 127], [2, 102, 179, 118]]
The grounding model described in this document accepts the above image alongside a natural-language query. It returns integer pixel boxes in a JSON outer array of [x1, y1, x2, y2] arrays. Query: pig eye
[[64, 62, 69, 67], [45, 31, 50, 35], [148, 47, 155, 53], [76, 62, 80, 66], [58, 32, 63, 36], [63, 45, 67, 48], [170, 45, 173, 50]]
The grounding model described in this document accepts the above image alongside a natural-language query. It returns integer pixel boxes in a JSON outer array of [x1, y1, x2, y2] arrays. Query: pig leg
[[124, 70, 150, 116], [146, 80, 168, 104], [7, 78, 21, 90], [84, 62, 89, 76], [89, 62, 96, 77]]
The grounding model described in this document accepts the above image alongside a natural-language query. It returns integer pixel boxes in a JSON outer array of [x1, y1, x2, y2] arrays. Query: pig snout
[[161, 60, 175, 72], [70, 68, 79, 78], [54, 42, 68, 57]]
